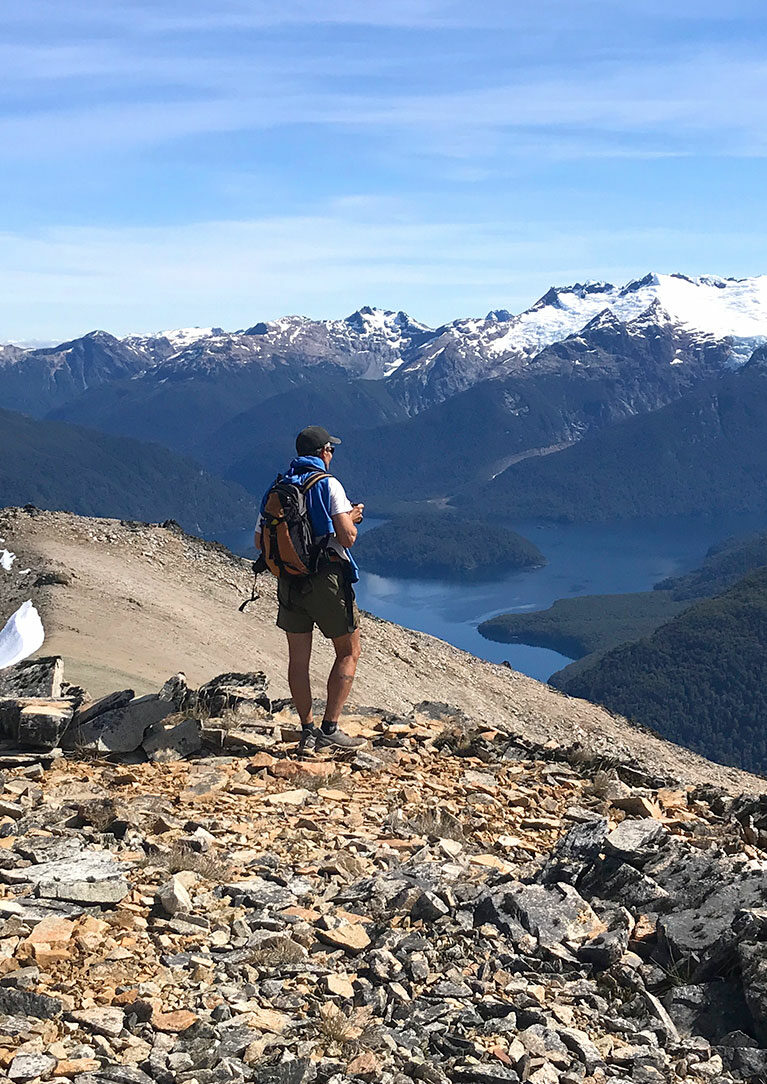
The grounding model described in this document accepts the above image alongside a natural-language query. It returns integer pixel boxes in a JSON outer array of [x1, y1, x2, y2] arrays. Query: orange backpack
[[261, 471, 330, 578]]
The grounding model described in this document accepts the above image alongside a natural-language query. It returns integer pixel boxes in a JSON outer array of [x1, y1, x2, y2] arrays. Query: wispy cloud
[[1, 199, 764, 340], [2, 42, 767, 162], [1, 0, 765, 337]]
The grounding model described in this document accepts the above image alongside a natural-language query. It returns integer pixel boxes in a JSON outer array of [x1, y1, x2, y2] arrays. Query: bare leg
[[325, 629, 361, 722], [286, 631, 314, 726]]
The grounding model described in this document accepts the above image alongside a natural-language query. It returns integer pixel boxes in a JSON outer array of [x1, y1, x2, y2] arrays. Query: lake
[[220, 512, 767, 683]]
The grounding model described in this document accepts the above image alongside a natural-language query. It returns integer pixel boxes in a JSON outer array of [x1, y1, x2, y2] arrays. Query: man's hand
[[350, 503, 365, 525]]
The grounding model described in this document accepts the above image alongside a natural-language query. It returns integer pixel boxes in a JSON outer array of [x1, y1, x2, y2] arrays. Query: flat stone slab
[[74, 689, 134, 729], [0, 987, 63, 1019], [0, 897, 85, 922], [6, 850, 130, 905], [69, 1006, 126, 1037], [604, 818, 667, 864], [8, 1052, 57, 1082], [223, 876, 301, 911]]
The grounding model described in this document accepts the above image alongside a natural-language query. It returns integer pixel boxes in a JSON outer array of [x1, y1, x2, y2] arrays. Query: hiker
[[255, 426, 365, 754]]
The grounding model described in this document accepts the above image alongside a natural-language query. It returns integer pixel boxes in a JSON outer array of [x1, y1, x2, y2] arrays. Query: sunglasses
[[324, 444, 335, 455]]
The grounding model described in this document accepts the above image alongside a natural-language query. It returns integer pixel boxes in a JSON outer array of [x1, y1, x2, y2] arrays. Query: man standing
[[256, 426, 365, 754]]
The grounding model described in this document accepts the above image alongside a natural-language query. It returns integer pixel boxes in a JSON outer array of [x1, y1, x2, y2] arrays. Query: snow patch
[[0, 600, 45, 670]]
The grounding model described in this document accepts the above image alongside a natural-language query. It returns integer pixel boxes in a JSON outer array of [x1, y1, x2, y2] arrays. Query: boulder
[[197, 671, 269, 715], [664, 981, 752, 1043], [0, 696, 74, 749], [578, 925, 629, 969], [0, 656, 62, 698], [8, 1052, 57, 1081], [252, 1060, 316, 1084], [0, 987, 62, 1019], [142, 717, 202, 763], [604, 818, 667, 864], [156, 874, 193, 916], [587, 861, 671, 911], [717, 1042, 767, 1078], [539, 817, 608, 885], [738, 941, 767, 1042], [72, 694, 176, 753], [223, 876, 304, 910], [159, 672, 190, 708], [499, 882, 606, 946], [659, 883, 767, 964]]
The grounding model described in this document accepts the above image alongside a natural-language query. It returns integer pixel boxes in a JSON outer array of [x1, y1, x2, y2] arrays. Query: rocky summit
[[0, 654, 766, 1083]]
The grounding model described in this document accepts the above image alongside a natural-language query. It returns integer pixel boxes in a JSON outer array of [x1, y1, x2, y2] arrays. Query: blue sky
[[2, 0, 766, 340]]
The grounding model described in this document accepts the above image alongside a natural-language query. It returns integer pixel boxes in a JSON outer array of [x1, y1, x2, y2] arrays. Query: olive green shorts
[[277, 564, 360, 640]]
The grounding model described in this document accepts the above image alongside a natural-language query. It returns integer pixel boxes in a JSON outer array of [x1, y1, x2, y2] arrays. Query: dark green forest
[[0, 408, 256, 538], [557, 567, 767, 773], [354, 513, 545, 578], [479, 590, 686, 658], [656, 529, 767, 600]]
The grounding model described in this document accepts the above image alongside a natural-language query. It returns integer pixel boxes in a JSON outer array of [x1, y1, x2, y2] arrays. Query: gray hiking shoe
[[297, 726, 318, 756], [316, 723, 366, 751]]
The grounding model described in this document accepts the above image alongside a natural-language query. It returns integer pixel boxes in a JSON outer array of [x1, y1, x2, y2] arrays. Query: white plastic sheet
[[0, 601, 45, 670]]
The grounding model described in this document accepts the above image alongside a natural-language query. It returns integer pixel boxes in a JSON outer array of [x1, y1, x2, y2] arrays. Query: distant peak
[[344, 307, 408, 336], [485, 309, 513, 323], [620, 273, 660, 295], [744, 343, 767, 372], [531, 282, 615, 311], [631, 297, 671, 320], [578, 308, 623, 333]]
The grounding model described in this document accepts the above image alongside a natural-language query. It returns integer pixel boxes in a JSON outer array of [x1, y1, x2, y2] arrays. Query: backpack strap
[[300, 471, 330, 493]]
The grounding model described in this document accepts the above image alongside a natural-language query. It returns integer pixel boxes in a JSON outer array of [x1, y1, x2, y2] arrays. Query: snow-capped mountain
[[3, 272, 766, 432], [386, 274, 767, 404], [117, 308, 433, 380], [491, 273, 767, 361]]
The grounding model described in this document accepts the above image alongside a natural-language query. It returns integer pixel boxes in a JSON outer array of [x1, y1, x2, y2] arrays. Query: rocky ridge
[[0, 655, 766, 1083], [0, 505, 761, 798]]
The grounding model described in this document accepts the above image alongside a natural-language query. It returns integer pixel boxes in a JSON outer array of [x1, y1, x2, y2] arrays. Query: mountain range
[[2, 272, 766, 520]]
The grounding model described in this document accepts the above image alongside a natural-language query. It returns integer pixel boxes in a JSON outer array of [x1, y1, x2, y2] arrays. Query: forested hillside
[[0, 408, 256, 537], [655, 529, 767, 600], [556, 567, 767, 772], [479, 591, 686, 658], [466, 360, 767, 522]]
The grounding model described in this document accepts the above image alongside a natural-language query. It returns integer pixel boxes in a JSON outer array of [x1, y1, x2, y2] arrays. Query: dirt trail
[[1, 505, 764, 795]]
